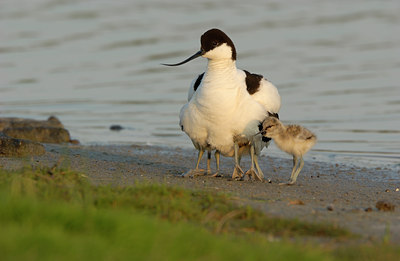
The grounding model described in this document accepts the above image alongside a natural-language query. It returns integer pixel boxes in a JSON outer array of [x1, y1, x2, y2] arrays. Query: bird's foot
[[181, 169, 206, 178], [211, 171, 222, 177], [231, 165, 244, 181], [278, 179, 296, 186], [244, 168, 263, 181]]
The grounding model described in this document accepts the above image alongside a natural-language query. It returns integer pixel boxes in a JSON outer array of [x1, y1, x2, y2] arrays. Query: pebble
[[288, 199, 305, 206], [110, 125, 124, 131], [70, 139, 80, 145], [376, 200, 395, 212], [327, 205, 334, 211]]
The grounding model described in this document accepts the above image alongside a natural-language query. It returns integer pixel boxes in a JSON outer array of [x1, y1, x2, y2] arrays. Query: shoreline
[[1, 143, 399, 243]]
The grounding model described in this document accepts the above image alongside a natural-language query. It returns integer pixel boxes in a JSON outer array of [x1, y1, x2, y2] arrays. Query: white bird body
[[181, 63, 268, 157], [165, 29, 281, 180], [185, 69, 280, 153]]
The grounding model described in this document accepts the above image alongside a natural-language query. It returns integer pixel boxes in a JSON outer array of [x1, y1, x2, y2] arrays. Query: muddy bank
[[0, 143, 399, 243]]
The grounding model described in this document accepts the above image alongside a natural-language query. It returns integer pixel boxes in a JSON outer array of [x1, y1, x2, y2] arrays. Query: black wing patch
[[244, 70, 263, 95], [193, 72, 205, 92]]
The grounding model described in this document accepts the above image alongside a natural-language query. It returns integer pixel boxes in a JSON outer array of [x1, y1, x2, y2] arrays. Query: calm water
[[1, 0, 399, 169]]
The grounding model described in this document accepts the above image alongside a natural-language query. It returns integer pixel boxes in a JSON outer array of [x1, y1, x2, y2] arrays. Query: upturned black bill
[[162, 50, 203, 66]]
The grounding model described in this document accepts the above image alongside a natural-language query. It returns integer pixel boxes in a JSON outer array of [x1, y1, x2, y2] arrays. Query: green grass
[[0, 167, 399, 260]]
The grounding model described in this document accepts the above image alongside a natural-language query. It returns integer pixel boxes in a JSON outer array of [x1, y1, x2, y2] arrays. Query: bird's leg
[[206, 150, 212, 175], [182, 149, 205, 177], [288, 157, 304, 185], [279, 155, 298, 185], [254, 152, 268, 182], [245, 144, 262, 181], [231, 142, 244, 180], [212, 150, 222, 177]]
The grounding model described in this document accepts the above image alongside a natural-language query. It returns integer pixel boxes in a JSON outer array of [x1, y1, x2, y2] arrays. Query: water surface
[[1, 0, 399, 170]]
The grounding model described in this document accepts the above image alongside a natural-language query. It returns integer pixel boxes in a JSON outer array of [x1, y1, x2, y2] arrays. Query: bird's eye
[[211, 41, 218, 46]]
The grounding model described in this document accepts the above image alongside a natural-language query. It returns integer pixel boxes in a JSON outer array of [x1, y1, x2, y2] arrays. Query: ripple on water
[[0, 0, 399, 169]]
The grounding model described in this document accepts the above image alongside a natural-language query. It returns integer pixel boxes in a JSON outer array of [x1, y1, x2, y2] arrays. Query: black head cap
[[200, 28, 237, 60]]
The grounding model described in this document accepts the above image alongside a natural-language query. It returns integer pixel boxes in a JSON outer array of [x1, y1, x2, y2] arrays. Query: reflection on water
[[1, 0, 399, 169]]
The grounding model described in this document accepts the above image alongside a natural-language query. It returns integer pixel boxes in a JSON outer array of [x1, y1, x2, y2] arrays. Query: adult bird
[[163, 28, 281, 180]]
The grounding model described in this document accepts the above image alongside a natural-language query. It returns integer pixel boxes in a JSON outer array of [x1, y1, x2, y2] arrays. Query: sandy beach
[[1, 143, 399, 243]]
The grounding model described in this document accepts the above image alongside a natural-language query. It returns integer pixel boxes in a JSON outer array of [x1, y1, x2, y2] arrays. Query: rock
[[327, 205, 334, 211], [0, 116, 79, 157], [110, 125, 124, 131], [0, 116, 64, 131], [364, 207, 373, 212], [376, 200, 395, 212], [3, 127, 71, 143], [0, 132, 45, 156], [0, 116, 76, 144]]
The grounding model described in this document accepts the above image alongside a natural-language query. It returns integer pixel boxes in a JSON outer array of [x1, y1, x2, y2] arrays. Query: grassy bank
[[0, 167, 398, 260]]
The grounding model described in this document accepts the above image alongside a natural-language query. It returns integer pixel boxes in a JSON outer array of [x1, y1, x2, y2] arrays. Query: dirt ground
[[1, 143, 399, 243]]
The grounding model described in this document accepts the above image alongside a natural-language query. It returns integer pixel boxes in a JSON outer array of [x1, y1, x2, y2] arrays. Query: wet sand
[[1, 143, 399, 243]]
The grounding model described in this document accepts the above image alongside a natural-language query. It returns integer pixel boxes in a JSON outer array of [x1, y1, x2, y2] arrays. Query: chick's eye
[[265, 125, 273, 130], [211, 41, 218, 46]]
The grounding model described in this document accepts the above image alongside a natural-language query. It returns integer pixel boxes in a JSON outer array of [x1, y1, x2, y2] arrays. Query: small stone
[[385, 189, 390, 192], [110, 125, 123, 131], [364, 207, 373, 212], [70, 139, 80, 145], [376, 200, 395, 212], [327, 205, 334, 211], [288, 199, 305, 206], [396, 188, 399, 192]]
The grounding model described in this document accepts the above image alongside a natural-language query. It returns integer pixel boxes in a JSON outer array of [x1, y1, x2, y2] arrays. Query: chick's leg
[[279, 155, 298, 185], [254, 153, 269, 182], [182, 149, 205, 177], [245, 145, 262, 181], [288, 157, 304, 184], [231, 142, 244, 180], [212, 150, 222, 177]]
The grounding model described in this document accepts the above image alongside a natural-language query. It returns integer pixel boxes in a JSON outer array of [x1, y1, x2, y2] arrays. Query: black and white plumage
[[163, 28, 281, 180]]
